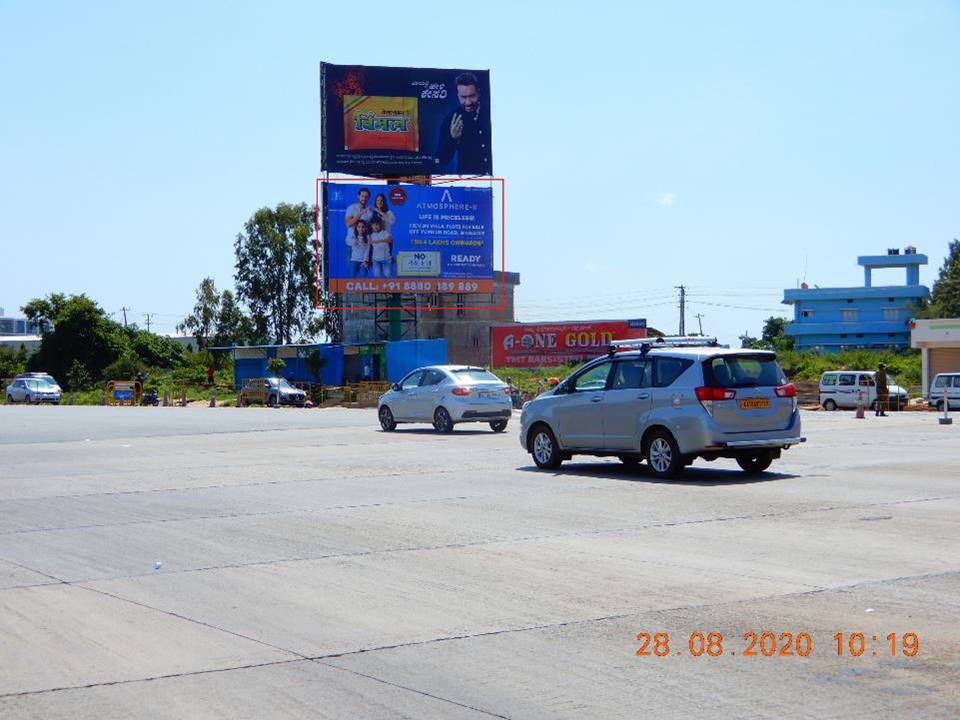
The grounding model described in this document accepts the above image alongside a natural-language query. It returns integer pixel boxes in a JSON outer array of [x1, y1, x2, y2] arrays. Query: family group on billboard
[[321, 63, 492, 176], [344, 187, 396, 277]]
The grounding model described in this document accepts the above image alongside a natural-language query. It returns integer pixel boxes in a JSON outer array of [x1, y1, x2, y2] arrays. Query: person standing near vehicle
[[875, 362, 889, 416]]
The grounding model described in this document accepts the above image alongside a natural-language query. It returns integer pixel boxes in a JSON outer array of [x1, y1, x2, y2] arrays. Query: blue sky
[[1, 1, 957, 345]]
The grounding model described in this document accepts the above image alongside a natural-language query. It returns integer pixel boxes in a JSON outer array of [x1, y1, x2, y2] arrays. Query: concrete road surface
[[0, 406, 957, 718]]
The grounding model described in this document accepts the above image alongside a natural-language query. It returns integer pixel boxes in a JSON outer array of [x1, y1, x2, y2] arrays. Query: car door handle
[[590, 395, 603, 403], [636, 393, 650, 399]]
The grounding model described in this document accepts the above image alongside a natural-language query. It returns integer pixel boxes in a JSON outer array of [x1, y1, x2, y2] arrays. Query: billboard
[[491, 321, 648, 367], [321, 63, 492, 176], [324, 182, 494, 294]]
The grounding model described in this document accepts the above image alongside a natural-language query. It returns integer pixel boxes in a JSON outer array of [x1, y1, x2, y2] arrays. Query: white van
[[927, 373, 960, 410], [819, 371, 908, 411]]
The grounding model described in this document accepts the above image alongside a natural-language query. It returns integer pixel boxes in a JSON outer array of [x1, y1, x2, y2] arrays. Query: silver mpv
[[520, 337, 805, 477]]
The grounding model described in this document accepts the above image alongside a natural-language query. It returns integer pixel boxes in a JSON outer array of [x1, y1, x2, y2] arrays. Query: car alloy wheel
[[823, 399, 837, 411], [531, 426, 562, 469], [267, 394, 277, 407], [379, 406, 396, 432], [433, 407, 453, 433], [646, 431, 682, 478], [489, 419, 508, 433]]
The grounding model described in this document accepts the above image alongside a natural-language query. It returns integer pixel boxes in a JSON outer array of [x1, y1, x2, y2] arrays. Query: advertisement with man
[[491, 321, 648, 367], [324, 182, 494, 294], [321, 63, 492, 176]]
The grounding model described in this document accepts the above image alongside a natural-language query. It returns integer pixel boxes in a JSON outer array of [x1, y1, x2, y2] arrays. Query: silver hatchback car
[[378, 365, 513, 433], [520, 337, 804, 477]]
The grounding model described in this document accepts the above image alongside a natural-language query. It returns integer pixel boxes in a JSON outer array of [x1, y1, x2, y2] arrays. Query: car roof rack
[[607, 336, 721, 356]]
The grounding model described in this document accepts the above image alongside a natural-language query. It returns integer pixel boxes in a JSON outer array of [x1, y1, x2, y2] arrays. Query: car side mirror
[[392, 383, 401, 391]]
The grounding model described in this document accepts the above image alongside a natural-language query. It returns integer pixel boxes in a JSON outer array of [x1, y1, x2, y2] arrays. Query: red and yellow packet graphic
[[343, 95, 419, 152]]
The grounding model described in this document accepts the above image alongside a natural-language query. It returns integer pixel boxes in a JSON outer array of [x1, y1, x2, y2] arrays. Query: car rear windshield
[[702, 354, 787, 388], [452, 368, 500, 383]]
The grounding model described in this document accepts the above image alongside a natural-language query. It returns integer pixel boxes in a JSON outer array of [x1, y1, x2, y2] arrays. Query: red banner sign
[[491, 321, 647, 367]]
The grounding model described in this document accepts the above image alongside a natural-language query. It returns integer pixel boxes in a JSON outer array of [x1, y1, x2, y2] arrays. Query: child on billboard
[[368, 215, 393, 277], [348, 219, 372, 277]]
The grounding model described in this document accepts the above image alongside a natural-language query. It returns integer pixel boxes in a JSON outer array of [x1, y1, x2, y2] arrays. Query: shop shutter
[[929, 348, 960, 383]]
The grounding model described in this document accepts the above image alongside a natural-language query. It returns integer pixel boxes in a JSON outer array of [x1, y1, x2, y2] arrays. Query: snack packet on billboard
[[343, 95, 419, 152]]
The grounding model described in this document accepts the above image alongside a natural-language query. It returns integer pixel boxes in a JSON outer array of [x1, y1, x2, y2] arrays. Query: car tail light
[[695, 386, 735, 416], [451, 387, 471, 396], [695, 387, 736, 401], [774, 383, 797, 398]]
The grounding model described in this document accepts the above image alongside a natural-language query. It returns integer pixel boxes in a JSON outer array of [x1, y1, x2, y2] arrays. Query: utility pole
[[694, 313, 705, 336], [143, 313, 157, 333], [675, 285, 686, 336], [121, 306, 130, 328]]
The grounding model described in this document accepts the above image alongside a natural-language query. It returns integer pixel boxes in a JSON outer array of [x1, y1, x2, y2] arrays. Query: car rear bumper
[[447, 400, 512, 422], [713, 437, 805, 448], [458, 409, 511, 420]]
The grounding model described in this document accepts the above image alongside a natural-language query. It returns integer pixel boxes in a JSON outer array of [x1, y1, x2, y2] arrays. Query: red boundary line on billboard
[[314, 176, 506, 312]]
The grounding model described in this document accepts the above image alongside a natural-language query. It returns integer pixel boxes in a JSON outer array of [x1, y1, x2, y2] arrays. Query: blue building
[[782, 248, 928, 352]]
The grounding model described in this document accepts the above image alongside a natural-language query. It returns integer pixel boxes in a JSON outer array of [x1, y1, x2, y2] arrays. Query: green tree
[[178, 278, 220, 350], [23, 294, 125, 387], [213, 289, 256, 347], [918, 239, 960, 318], [65, 359, 92, 391], [266, 357, 286, 377], [234, 202, 326, 344], [761, 316, 794, 351], [0, 344, 30, 378]]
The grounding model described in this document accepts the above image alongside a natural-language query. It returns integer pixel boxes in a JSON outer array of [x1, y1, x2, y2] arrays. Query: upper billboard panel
[[324, 182, 494, 294], [321, 63, 492, 177]]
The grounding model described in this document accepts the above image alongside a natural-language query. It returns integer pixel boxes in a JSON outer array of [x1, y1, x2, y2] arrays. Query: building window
[[888, 333, 895, 338], [846, 299, 854, 303], [840, 334, 848, 339], [801, 310, 813, 318], [841, 309, 859, 322], [882, 308, 900, 321], [856, 334, 864, 338]]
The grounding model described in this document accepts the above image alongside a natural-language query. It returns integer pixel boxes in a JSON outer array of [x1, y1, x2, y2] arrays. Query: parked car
[[519, 337, 805, 477], [818, 371, 908, 411], [927, 372, 960, 411], [6, 377, 62, 404], [239, 377, 307, 407], [377, 365, 513, 433]]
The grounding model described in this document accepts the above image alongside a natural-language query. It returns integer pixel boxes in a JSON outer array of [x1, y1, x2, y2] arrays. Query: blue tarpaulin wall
[[232, 345, 344, 388], [230, 340, 443, 388], [385, 339, 448, 383]]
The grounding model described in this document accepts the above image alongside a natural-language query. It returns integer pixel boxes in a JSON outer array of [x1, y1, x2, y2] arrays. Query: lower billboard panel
[[329, 278, 494, 294], [491, 320, 647, 367]]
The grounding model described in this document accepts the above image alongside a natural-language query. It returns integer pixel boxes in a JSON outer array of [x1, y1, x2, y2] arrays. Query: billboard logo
[[343, 95, 419, 152], [397, 251, 441, 276], [388, 187, 407, 206]]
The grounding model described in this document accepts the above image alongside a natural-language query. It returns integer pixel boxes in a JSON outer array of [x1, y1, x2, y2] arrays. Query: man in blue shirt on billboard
[[435, 72, 490, 175]]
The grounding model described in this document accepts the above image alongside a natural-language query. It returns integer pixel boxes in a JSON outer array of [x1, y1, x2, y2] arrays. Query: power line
[[143, 313, 157, 332]]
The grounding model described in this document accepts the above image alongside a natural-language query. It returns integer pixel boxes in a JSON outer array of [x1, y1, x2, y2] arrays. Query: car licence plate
[[739, 398, 770, 410], [481, 391, 500, 399]]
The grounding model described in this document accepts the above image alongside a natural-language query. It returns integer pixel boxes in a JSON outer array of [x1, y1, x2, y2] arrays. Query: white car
[[6, 377, 62, 404], [927, 373, 960, 411], [819, 371, 907, 411], [378, 365, 513, 433]]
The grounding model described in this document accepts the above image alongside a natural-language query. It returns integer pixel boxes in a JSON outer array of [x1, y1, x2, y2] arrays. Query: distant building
[[782, 248, 928, 352], [0, 307, 51, 336], [340, 272, 520, 366]]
